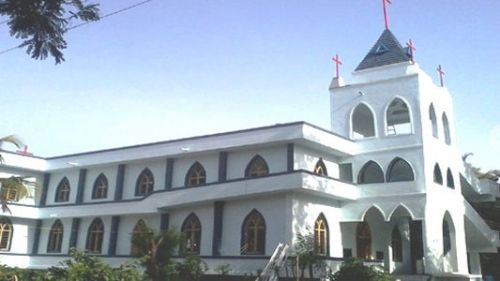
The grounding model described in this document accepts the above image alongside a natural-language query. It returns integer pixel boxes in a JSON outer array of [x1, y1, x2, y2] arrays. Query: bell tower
[[329, 28, 469, 275]]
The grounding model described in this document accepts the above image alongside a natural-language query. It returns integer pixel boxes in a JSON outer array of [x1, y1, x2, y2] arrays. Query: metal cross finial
[[332, 54, 342, 78], [16, 145, 31, 156], [406, 39, 416, 64], [437, 65, 445, 87], [383, 0, 392, 30]]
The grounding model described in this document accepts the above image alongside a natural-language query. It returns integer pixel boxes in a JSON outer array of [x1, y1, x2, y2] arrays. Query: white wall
[[226, 145, 287, 180], [83, 165, 118, 202], [115, 214, 160, 256], [171, 153, 218, 188], [37, 218, 73, 254], [46, 170, 80, 205], [290, 193, 343, 257], [221, 195, 288, 256], [122, 159, 166, 199], [168, 204, 214, 256], [294, 144, 340, 178]]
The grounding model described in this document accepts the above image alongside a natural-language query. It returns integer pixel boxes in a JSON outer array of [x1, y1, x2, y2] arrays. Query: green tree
[[131, 223, 180, 281], [56, 248, 143, 281], [0, 135, 30, 213], [172, 256, 208, 281], [0, 0, 99, 63], [330, 258, 389, 281], [0, 249, 143, 281], [293, 230, 325, 279]]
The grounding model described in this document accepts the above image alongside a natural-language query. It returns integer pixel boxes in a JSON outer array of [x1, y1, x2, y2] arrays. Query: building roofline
[[42, 121, 349, 160]]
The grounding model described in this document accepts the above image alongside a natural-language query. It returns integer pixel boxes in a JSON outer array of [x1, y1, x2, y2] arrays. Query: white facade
[[0, 29, 498, 280]]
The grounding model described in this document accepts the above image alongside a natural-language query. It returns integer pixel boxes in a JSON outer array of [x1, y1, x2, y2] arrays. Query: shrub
[[330, 258, 389, 281]]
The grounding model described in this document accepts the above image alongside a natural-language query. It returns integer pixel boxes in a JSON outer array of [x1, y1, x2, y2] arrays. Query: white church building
[[0, 29, 498, 280]]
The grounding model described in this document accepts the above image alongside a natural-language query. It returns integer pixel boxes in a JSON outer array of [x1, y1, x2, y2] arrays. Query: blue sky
[[0, 0, 498, 171]]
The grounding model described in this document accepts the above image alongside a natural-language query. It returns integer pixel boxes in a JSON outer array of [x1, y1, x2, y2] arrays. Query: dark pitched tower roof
[[355, 29, 411, 71]]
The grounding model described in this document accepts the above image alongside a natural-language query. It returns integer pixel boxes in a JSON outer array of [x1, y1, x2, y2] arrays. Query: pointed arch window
[[314, 214, 329, 256], [86, 218, 104, 254], [433, 164, 443, 185], [0, 178, 21, 202], [386, 158, 414, 182], [386, 98, 412, 135], [356, 222, 371, 259], [391, 226, 403, 262], [429, 104, 438, 138], [185, 162, 206, 186], [352, 103, 376, 139], [442, 113, 451, 145], [443, 219, 451, 255], [47, 220, 64, 253], [55, 177, 70, 202], [136, 168, 154, 196], [245, 155, 269, 178], [182, 213, 202, 255], [446, 169, 455, 189], [314, 159, 328, 176], [131, 219, 149, 256], [358, 161, 384, 184], [0, 217, 13, 251], [241, 210, 266, 255], [92, 174, 108, 199]]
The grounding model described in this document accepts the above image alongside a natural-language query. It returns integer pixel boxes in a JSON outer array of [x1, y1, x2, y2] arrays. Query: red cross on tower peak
[[332, 54, 342, 78], [406, 39, 416, 64], [437, 64, 445, 87], [383, 0, 392, 30]]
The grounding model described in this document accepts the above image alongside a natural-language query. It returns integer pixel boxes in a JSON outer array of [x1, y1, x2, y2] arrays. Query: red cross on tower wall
[[332, 54, 342, 78]]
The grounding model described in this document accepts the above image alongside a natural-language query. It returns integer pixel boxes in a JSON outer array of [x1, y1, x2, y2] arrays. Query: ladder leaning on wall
[[256, 243, 289, 281]]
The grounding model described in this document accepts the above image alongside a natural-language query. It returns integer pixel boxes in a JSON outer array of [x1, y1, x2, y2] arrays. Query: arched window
[[352, 103, 376, 139], [86, 218, 104, 254], [386, 98, 411, 135], [356, 222, 371, 259], [241, 210, 266, 255], [314, 159, 328, 176], [136, 168, 154, 196], [182, 213, 202, 255], [429, 104, 438, 138], [446, 169, 455, 189], [131, 219, 149, 256], [434, 164, 443, 185], [358, 161, 384, 184], [47, 220, 64, 253], [391, 226, 402, 262], [245, 155, 269, 178], [92, 173, 108, 199], [386, 157, 414, 182], [443, 219, 451, 255], [1, 179, 19, 202], [0, 217, 13, 251], [185, 162, 206, 186], [442, 113, 451, 145], [55, 177, 70, 202], [314, 214, 329, 256]]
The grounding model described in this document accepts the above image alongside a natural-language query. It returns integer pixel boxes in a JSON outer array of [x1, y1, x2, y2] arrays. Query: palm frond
[[0, 135, 24, 149]]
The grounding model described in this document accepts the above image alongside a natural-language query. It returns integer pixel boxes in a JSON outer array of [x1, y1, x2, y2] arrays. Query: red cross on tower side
[[406, 39, 416, 64], [383, 0, 392, 30], [332, 54, 342, 78], [16, 145, 32, 156], [437, 65, 445, 87]]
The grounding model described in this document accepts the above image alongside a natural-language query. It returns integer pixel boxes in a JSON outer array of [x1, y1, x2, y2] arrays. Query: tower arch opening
[[351, 103, 376, 139], [386, 98, 412, 135]]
